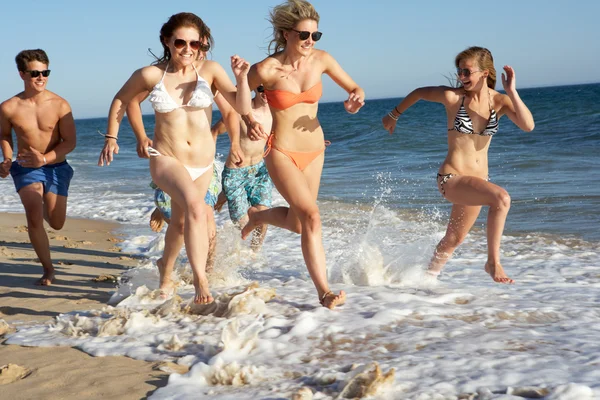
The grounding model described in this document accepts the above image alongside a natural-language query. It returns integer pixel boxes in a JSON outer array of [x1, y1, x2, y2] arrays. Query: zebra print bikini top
[[449, 91, 498, 136]]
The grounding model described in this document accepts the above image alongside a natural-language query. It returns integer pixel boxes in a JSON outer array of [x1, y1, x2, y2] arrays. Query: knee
[[170, 216, 186, 235], [185, 199, 207, 222], [301, 208, 321, 232], [492, 190, 511, 211]]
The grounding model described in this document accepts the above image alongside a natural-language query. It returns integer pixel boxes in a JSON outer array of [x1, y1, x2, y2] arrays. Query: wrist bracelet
[[394, 106, 402, 115], [43, 156, 47, 165], [387, 111, 399, 121], [104, 135, 118, 140]]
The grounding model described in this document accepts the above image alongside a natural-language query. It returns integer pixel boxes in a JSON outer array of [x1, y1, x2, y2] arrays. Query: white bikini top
[[149, 63, 214, 113]]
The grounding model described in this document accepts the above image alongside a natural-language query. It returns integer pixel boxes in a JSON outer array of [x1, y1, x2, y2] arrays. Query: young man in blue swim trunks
[[0, 49, 76, 286], [218, 86, 273, 251]]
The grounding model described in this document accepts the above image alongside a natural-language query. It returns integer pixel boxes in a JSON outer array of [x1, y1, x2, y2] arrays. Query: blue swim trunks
[[150, 164, 220, 220], [222, 159, 272, 222], [10, 160, 74, 197]]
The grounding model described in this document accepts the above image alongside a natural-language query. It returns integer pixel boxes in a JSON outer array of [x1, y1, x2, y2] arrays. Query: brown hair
[[455, 46, 496, 89], [15, 49, 49, 72], [268, 0, 320, 55], [154, 12, 214, 65]]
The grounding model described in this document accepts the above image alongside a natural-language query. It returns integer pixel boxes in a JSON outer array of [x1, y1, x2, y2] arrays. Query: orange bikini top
[[264, 82, 322, 110]]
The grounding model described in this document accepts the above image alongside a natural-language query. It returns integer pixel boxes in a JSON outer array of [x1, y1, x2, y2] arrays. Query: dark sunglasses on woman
[[291, 29, 322, 41], [173, 39, 210, 52]]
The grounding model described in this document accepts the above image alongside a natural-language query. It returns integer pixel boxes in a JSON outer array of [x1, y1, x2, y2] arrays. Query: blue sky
[[1, 1, 599, 119]]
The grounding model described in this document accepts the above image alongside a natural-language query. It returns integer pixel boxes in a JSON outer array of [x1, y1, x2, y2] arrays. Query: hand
[[230, 145, 245, 166], [98, 139, 119, 166], [136, 136, 153, 159], [382, 113, 398, 134], [244, 119, 268, 141], [17, 148, 46, 168], [231, 55, 250, 81], [501, 65, 517, 94], [0, 159, 11, 178], [344, 90, 365, 114]]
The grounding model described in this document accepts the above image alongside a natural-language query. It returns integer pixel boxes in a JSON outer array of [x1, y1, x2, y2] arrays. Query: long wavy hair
[[268, 0, 320, 55], [152, 12, 214, 65], [455, 46, 496, 89]]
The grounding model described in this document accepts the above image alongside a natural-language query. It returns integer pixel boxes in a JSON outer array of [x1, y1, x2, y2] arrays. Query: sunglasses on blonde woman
[[173, 39, 210, 52], [291, 29, 322, 41], [26, 70, 51, 78], [456, 68, 482, 78]]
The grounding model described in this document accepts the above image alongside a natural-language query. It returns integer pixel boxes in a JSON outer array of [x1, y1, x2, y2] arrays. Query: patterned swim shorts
[[222, 159, 272, 222]]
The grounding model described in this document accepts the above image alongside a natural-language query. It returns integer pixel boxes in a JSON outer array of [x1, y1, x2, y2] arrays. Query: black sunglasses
[[456, 68, 482, 78], [291, 29, 322, 41], [173, 39, 210, 52], [256, 85, 265, 93], [26, 69, 51, 78]]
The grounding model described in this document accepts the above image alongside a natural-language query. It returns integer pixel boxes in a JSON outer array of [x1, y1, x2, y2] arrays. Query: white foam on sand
[[5, 198, 600, 399]]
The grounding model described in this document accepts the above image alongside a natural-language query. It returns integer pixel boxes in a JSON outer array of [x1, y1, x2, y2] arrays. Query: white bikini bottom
[[148, 146, 213, 181]]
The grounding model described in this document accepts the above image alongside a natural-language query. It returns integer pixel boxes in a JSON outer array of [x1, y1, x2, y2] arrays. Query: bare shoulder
[[442, 86, 463, 103], [313, 49, 331, 61], [137, 64, 165, 85], [0, 95, 22, 116], [491, 89, 510, 106], [253, 56, 281, 83]]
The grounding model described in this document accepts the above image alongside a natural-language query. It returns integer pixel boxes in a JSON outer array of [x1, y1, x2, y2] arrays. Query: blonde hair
[[455, 46, 496, 89], [268, 0, 320, 55]]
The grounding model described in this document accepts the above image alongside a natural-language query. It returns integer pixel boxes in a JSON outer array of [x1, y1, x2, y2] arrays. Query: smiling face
[[166, 26, 202, 66], [285, 18, 319, 56], [19, 60, 49, 92], [457, 58, 489, 91]]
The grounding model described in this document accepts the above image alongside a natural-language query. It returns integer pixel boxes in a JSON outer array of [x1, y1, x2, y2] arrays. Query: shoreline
[[0, 212, 168, 399]]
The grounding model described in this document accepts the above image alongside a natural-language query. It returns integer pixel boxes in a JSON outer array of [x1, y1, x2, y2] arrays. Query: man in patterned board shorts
[[0, 49, 76, 286], [217, 86, 273, 251]]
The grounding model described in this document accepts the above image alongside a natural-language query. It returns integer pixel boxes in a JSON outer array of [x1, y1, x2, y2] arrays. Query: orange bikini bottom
[[264, 134, 331, 171]]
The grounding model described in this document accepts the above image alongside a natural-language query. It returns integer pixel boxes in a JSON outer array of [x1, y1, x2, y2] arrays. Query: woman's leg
[[432, 175, 513, 283], [150, 156, 214, 303], [243, 150, 345, 308], [157, 200, 185, 296]]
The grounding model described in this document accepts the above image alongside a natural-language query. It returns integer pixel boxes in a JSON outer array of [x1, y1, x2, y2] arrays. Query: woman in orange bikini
[[382, 46, 534, 284], [241, 0, 364, 309]]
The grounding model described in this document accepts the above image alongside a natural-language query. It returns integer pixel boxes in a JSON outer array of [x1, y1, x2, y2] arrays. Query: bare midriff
[[152, 107, 215, 166]]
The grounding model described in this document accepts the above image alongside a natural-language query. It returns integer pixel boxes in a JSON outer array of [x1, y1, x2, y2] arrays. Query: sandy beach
[[0, 212, 168, 399]]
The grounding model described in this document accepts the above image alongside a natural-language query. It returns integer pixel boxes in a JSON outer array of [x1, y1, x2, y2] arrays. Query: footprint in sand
[[107, 237, 124, 243], [63, 242, 80, 249], [57, 261, 74, 266], [0, 364, 31, 385], [14, 225, 28, 233]]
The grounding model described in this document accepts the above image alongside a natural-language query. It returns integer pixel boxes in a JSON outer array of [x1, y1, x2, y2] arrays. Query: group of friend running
[[1, 0, 534, 310]]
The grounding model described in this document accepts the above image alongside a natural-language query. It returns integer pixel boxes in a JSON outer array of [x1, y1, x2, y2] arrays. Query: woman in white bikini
[[382, 46, 534, 284], [98, 12, 251, 303]]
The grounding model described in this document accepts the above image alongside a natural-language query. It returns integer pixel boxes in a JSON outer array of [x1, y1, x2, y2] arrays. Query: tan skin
[[215, 89, 273, 250], [241, 18, 365, 308], [382, 58, 534, 284], [127, 90, 234, 274], [0, 60, 76, 286], [97, 25, 251, 304]]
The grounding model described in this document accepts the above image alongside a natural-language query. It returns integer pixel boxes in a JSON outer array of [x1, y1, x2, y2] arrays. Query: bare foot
[[35, 270, 56, 286], [193, 274, 214, 304], [149, 208, 165, 232], [241, 207, 259, 240], [485, 262, 514, 284], [320, 290, 346, 310], [157, 258, 175, 299]]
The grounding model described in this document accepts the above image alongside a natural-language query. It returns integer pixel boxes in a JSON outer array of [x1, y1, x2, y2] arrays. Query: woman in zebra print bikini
[[381, 46, 534, 284]]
